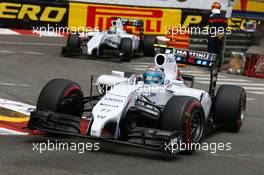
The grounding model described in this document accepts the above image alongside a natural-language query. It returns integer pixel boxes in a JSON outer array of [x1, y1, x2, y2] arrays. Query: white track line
[[20, 51, 45, 55], [196, 78, 250, 82], [128, 65, 151, 68], [132, 67, 148, 71], [0, 41, 64, 46], [202, 82, 264, 86], [243, 87, 264, 90], [0, 83, 29, 87], [180, 70, 207, 74], [190, 75, 227, 78], [247, 91, 264, 95], [128, 62, 153, 65]]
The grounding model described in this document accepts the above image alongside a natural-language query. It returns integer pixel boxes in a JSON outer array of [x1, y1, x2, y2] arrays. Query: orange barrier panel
[[165, 29, 190, 50]]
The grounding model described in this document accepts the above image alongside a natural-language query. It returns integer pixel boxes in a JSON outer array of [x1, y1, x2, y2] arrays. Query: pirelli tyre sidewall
[[161, 96, 205, 153], [37, 79, 84, 118], [61, 33, 82, 56], [214, 85, 247, 132], [121, 38, 133, 62], [142, 35, 157, 56], [67, 33, 80, 48]]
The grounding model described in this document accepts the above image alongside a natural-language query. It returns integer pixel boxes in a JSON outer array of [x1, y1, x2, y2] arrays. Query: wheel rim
[[61, 85, 83, 116], [190, 110, 203, 142], [237, 96, 246, 128]]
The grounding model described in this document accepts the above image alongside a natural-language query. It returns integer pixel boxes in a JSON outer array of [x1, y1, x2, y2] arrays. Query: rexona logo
[[86, 5, 181, 34], [0, 2, 66, 22]]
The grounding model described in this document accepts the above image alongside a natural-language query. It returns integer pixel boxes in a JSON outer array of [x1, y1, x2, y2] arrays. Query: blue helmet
[[143, 67, 164, 85]]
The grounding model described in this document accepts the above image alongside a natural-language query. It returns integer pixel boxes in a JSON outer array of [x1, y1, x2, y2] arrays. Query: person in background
[[207, 2, 228, 69]]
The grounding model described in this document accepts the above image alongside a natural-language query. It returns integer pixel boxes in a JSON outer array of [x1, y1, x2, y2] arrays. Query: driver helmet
[[211, 2, 221, 14], [143, 66, 164, 85], [108, 26, 116, 34]]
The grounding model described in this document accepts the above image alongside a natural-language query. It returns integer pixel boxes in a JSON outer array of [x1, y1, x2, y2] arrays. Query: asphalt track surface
[[0, 35, 264, 175]]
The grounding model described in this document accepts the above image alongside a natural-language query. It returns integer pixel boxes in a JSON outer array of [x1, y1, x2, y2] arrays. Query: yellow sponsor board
[[0, 2, 67, 22], [68, 3, 182, 35], [233, 1, 264, 12]]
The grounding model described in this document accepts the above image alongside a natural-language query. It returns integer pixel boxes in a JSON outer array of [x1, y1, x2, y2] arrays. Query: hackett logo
[[86, 5, 163, 33]]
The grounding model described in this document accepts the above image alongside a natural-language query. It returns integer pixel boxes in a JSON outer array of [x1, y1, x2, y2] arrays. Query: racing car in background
[[28, 47, 246, 155], [61, 18, 157, 61]]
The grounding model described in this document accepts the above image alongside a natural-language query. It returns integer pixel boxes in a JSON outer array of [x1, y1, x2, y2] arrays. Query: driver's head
[[211, 2, 221, 14], [108, 26, 116, 34], [143, 66, 164, 85]]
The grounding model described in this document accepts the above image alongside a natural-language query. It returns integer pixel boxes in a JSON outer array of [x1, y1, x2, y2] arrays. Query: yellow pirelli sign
[[68, 3, 182, 35]]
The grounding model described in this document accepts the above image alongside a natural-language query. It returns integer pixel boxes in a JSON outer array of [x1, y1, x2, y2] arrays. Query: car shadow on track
[[62, 54, 146, 63]]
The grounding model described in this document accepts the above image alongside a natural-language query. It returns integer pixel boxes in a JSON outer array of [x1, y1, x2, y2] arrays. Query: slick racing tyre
[[118, 107, 137, 140], [142, 35, 157, 56], [214, 85, 246, 132], [37, 79, 84, 117], [34, 79, 84, 133], [61, 33, 82, 56], [121, 38, 133, 62], [160, 96, 205, 154], [67, 33, 80, 48]]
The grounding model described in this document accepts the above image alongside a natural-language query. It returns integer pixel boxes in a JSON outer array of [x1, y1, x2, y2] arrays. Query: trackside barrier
[[244, 54, 264, 79], [0, 0, 69, 29], [0, 0, 262, 35]]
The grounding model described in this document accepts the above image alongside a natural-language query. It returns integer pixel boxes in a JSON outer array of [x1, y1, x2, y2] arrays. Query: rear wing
[[154, 44, 219, 97], [112, 17, 143, 27], [154, 44, 217, 68], [112, 17, 144, 37]]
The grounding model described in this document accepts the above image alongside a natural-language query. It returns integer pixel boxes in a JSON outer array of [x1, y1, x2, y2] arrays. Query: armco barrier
[[0, 0, 69, 29]]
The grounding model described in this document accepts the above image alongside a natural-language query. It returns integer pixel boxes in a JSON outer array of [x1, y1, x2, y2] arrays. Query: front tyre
[[37, 79, 84, 118], [214, 85, 246, 132], [160, 96, 205, 154]]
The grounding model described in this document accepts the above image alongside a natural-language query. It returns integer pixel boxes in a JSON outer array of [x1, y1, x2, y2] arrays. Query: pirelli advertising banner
[[0, 0, 68, 29], [68, 2, 210, 35], [0, 0, 260, 34]]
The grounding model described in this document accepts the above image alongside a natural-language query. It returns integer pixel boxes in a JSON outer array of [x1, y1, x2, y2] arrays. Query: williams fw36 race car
[[61, 18, 157, 61], [27, 47, 246, 155]]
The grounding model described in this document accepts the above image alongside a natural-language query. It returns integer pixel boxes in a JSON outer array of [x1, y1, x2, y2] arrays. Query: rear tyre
[[37, 79, 84, 117], [121, 38, 133, 62], [142, 35, 157, 56], [160, 96, 205, 154], [67, 33, 80, 48], [214, 85, 246, 132], [61, 33, 81, 56]]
